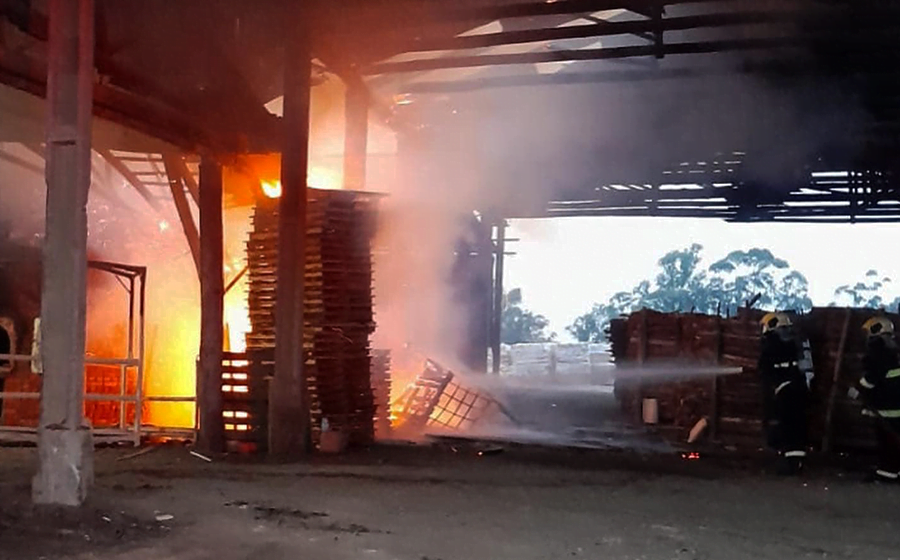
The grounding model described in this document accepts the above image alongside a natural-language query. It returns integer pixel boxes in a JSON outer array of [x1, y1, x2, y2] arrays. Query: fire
[[309, 166, 342, 190], [143, 277, 200, 429], [259, 167, 343, 199], [224, 267, 250, 353], [261, 180, 282, 199], [142, 155, 344, 430]]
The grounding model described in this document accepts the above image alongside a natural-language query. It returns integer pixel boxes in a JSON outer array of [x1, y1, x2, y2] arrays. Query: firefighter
[[853, 316, 900, 483], [758, 312, 809, 474]]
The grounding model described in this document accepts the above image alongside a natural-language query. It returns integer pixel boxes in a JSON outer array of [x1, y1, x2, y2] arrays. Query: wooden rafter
[[163, 153, 200, 275], [97, 148, 161, 211], [172, 156, 200, 206]]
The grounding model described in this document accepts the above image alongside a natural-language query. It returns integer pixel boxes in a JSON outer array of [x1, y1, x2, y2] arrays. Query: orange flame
[[259, 167, 343, 199], [261, 180, 282, 199]]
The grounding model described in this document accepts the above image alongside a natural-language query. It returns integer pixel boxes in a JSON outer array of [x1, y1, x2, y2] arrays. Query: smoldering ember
[[1, 1, 900, 559]]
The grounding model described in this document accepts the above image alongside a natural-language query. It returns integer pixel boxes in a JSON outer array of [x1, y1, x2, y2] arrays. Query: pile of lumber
[[244, 189, 380, 447], [803, 307, 900, 451], [371, 349, 392, 438], [220, 349, 271, 451], [612, 310, 764, 446], [611, 307, 898, 452]]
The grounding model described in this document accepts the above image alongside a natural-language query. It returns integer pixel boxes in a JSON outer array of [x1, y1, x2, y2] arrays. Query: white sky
[[506, 217, 900, 341]]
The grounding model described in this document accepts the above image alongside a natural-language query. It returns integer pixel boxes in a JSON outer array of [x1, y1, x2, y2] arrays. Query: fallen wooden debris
[[189, 450, 212, 462], [115, 446, 158, 462]]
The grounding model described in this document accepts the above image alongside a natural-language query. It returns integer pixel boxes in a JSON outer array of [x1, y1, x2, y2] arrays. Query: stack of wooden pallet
[[803, 307, 900, 451], [611, 307, 897, 452], [244, 189, 379, 448], [612, 308, 767, 446], [371, 349, 392, 438]]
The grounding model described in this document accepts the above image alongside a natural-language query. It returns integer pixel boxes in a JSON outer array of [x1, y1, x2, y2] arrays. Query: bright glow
[[260, 166, 342, 198], [261, 180, 282, 198], [158, 220, 170, 232], [224, 296, 250, 352], [308, 166, 342, 190]]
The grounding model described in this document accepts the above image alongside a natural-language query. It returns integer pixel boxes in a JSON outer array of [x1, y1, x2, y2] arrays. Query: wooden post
[[635, 309, 648, 425], [710, 316, 722, 440], [163, 155, 200, 275], [491, 220, 506, 375], [342, 76, 368, 190], [270, 3, 312, 457], [822, 308, 852, 453], [32, 0, 95, 506], [196, 157, 225, 453]]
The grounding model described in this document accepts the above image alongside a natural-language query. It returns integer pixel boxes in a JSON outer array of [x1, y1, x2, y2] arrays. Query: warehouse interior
[[0, 2, 900, 557]]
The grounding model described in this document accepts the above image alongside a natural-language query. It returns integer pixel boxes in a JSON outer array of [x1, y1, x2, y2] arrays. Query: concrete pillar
[[32, 0, 95, 506], [342, 78, 368, 190], [197, 157, 225, 453], [269, 4, 312, 456]]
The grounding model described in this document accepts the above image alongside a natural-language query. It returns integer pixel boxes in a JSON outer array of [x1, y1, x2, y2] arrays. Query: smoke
[[423, 371, 674, 453], [369, 0, 875, 388]]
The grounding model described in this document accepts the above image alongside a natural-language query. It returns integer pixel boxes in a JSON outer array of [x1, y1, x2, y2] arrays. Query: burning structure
[[0, 0, 899, 506], [236, 188, 381, 450], [0, 247, 148, 440]]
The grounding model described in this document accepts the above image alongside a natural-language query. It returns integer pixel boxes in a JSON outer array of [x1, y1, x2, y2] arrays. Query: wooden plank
[[822, 308, 852, 453], [97, 148, 160, 211], [173, 155, 200, 206], [163, 154, 200, 275], [197, 157, 225, 454], [710, 316, 722, 440], [634, 309, 648, 425]]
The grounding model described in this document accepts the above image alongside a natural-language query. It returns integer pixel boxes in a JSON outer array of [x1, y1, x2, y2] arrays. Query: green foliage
[[832, 270, 900, 311], [501, 288, 556, 344], [567, 245, 812, 343]]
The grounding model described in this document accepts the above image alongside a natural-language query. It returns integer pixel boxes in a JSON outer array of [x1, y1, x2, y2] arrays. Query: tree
[[567, 245, 812, 343], [501, 288, 556, 344], [832, 270, 900, 311], [833, 270, 891, 308], [706, 249, 812, 313]]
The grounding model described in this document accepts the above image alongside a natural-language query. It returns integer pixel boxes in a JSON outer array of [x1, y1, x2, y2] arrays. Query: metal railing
[[0, 260, 196, 446]]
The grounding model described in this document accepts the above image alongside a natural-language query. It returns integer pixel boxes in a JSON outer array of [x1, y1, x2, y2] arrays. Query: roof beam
[[1, 5, 275, 152], [396, 10, 796, 53], [366, 36, 812, 74], [420, 0, 736, 24]]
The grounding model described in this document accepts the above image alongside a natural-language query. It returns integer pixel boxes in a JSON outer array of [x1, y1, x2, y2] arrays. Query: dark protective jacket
[[758, 329, 807, 416], [860, 334, 900, 418]]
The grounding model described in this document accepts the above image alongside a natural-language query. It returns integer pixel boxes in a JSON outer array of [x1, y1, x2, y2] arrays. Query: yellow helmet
[[760, 312, 792, 334], [862, 316, 894, 338]]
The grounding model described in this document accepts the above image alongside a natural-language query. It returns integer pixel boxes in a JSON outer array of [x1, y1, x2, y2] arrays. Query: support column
[[197, 157, 225, 453], [270, 4, 312, 456], [342, 77, 368, 190], [33, 0, 95, 506], [491, 220, 506, 375]]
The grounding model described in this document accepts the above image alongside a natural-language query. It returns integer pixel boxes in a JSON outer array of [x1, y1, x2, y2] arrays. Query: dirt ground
[[1, 442, 898, 560]]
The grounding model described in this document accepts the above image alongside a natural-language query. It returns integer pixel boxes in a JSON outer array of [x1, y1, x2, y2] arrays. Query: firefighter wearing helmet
[[851, 315, 900, 482], [758, 312, 810, 475]]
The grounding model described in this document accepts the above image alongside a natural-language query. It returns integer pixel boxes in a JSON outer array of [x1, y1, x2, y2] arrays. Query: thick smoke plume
[[368, 0, 873, 401]]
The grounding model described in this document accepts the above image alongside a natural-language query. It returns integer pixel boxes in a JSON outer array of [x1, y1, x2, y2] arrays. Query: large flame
[[141, 145, 349, 428], [261, 180, 282, 199], [258, 166, 343, 199]]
